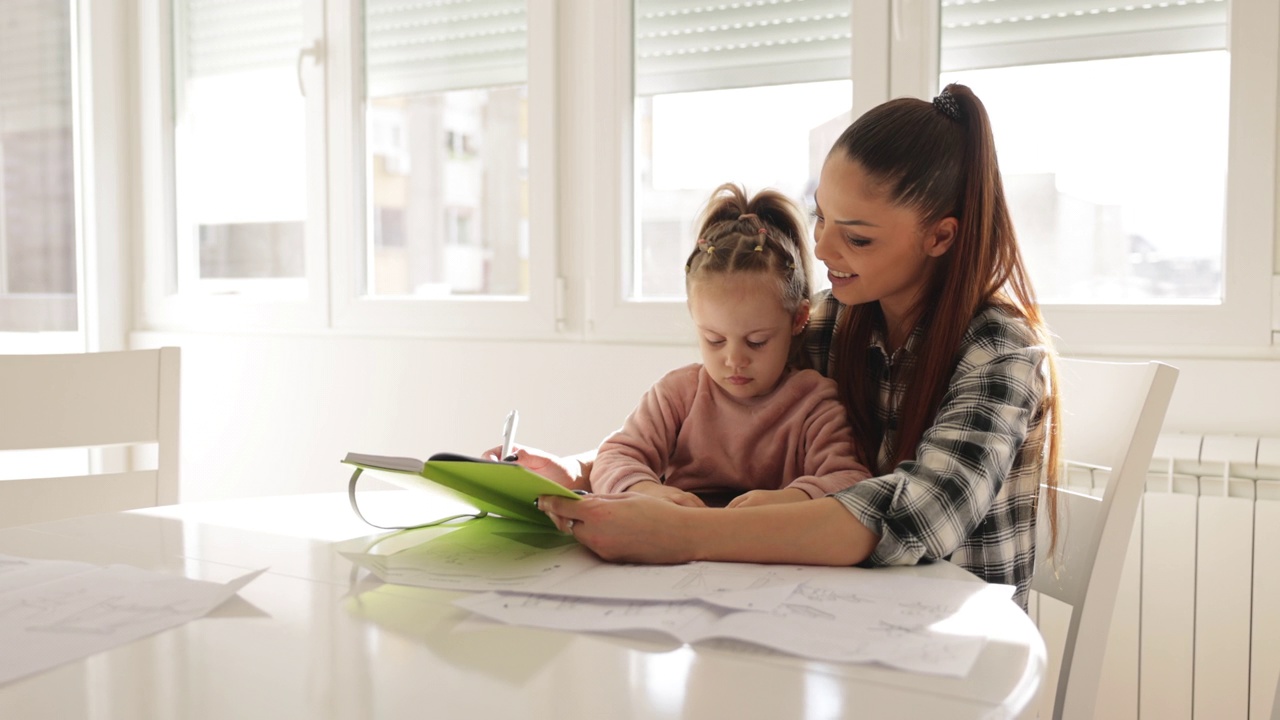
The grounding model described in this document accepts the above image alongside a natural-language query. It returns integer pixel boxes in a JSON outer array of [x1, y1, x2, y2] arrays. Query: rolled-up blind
[[181, 0, 303, 77], [365, 0, 527, 98], [941, 0, 1228, 71], [0, 0, 71, 134], [635, 0, 852, 96]]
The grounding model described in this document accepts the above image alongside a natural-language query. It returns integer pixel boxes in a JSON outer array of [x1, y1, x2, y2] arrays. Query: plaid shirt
[[804, 291, 1048, 608]]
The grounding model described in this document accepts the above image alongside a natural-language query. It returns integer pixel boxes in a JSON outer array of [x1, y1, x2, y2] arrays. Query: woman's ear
[[792, 301, 811, 335], [924, 217, 959, 258]]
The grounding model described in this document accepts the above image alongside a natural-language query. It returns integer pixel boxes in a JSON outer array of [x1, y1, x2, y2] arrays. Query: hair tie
[[704, 243, 716, 255], [754, 244, 763, 252], [932, 91, 962, 122], [758, 227, 767, 235]]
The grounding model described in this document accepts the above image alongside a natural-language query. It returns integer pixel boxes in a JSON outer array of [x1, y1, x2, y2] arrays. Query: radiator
[[1030, 433, 1280, 720]]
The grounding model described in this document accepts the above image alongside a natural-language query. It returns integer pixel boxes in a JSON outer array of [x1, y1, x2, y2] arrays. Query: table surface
[[0, 491, 1046, 720]]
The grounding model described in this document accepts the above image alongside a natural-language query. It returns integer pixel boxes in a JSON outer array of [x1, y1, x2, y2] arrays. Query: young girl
[[590, 183, 870, 508], [534, 84, 1061, 609]]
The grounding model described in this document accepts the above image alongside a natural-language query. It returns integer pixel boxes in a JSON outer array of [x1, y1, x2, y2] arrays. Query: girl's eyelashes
[[747, 340, 767, 349], [846, 235, 871, 248]]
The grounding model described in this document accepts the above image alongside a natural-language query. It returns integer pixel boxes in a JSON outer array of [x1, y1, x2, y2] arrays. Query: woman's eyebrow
[[812, 198, 879, 228], [834, 218, 879, 228]]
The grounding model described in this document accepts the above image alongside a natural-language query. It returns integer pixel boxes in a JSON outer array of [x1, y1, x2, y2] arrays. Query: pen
[[500, 410, 519, 462]]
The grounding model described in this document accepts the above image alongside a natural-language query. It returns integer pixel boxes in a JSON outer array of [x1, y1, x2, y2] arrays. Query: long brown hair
[[828, 83, 1061, 541], [687, 183, 814, 367]]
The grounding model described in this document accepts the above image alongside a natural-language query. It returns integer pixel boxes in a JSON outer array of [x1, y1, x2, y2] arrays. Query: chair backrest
[[1272, 668, 1280, 720], [1031, 358, 1178, 720], [0, 347, 179, 528]]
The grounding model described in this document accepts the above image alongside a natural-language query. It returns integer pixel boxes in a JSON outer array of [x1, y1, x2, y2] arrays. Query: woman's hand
[[624, 480, 707, 508], [725, 487, 810, 509], [481, 445, 591, 494], [538, 493, 702, 564]]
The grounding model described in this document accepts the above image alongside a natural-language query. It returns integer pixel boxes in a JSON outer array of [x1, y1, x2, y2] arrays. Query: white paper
[[453, 574, 1015, 678], [0, 554, 264, 687]]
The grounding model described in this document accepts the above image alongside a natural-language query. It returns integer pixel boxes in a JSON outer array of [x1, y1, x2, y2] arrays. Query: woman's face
[[688, 273, 807, 401], [812, 153, 955, 332]]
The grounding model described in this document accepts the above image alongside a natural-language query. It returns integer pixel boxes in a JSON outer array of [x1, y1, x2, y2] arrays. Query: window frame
[[326, 0, 561, 339], [943, 0, 1276, 354], [140, 0, 559, 337], [578, 0, 1277, 354], [134, 0, 1278, 353], [140, 0, 329, 332]]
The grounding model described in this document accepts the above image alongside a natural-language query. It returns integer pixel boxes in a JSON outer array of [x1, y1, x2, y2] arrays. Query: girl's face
[[812, 153, 955, 333], [688, 273, 808, 401]]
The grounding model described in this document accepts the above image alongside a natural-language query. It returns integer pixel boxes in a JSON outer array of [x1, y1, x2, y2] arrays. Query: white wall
[[132, 331, 696, 500], [133, 329, 1279, 502]]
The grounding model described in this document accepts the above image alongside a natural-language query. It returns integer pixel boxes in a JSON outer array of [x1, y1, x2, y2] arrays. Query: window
[[938, 0, 1276, 348], [138, 0, 1276, 349], [630, 0, 854, 300], [172, 0, 312, 293], [941, 0, 1229, 304], [362, 0, 530, 300], [144, 0, 556, 334], [0, 0, 78, 339]]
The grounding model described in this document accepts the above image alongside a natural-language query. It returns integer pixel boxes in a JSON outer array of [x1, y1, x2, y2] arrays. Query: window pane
[[631, 0, 853, 300], [363, 1, 528, 298], [634, 83, 850, 299], [940, 1, 1229, 304], [173, 0, 307, 286], [0, 0, 77, 332]]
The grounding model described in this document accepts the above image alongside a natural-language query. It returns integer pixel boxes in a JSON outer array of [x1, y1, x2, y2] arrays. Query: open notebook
[[342, 452, 580, 528]]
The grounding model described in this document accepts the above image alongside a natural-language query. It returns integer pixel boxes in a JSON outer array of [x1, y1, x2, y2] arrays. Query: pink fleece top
[[591, 364, 869, 498]]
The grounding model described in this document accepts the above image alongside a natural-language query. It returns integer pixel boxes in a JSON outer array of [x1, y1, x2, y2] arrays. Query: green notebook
[[342, 451, 580, 527]]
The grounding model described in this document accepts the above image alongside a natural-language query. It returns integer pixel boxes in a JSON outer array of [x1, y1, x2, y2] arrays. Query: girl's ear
[[792, 300, 811, 335], [924, 216, 959, 257]]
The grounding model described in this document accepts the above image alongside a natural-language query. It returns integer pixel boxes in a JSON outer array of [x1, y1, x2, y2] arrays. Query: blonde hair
[[685, 183, 813, 366]]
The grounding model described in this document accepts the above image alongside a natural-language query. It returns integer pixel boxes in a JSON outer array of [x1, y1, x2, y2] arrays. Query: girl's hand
[[538, 493, 702, 564], [726, 487, 810, 509], [481, 445, 591, 494], [625, 480, 707, 508]]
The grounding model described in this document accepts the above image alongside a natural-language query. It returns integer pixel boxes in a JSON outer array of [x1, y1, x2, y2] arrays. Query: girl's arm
[[540, 493, 879, 566]]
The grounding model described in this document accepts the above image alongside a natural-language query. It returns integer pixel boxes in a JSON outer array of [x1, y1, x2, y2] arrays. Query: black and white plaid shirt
[[804, 291, 1048, 608]]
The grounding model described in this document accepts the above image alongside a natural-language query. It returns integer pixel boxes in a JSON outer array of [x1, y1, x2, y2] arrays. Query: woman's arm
[[539, 493, 879, 566], [835, 343, 1047, 567]]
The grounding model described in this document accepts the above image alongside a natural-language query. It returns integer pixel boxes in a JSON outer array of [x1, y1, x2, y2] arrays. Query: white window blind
[[0, 0, 76, 332], [941, 0, 1228, 71], [365, 0, 527, 98], [180, 0, 303, 77], [634, 0, 852, 96]]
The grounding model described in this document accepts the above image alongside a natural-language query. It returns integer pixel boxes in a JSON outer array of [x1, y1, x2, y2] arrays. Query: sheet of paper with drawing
[[0, 554, 263, 686], [455, 572, 1015, 678], [341, 519, 1013, 677]]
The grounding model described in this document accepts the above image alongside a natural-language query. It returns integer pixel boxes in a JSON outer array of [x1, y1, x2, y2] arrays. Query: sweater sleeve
[[590, 366, 697, 494], [785, 380, 870, 499]]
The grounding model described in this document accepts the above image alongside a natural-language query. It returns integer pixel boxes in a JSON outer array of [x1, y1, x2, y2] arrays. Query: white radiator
[[1031, 433, 1280, 720]]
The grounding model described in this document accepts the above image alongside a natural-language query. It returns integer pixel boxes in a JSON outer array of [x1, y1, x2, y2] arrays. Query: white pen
[[500, 410, 519, 462]]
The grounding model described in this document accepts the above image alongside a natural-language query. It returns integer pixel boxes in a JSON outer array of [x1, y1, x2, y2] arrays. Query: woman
[[530, 84, 1060, 609]]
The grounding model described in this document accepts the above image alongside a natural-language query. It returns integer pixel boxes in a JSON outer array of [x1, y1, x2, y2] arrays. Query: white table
[[0, 491, 1046, 719]]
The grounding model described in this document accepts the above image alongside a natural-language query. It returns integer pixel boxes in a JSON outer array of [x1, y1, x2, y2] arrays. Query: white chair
[[1032, 358, 1178, 720], [1271, 668, 1280, 720], [0, 347, 179, 528]]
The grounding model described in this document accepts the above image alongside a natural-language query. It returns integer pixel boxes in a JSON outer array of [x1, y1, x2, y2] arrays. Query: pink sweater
[[592, 364, 869, 498]]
